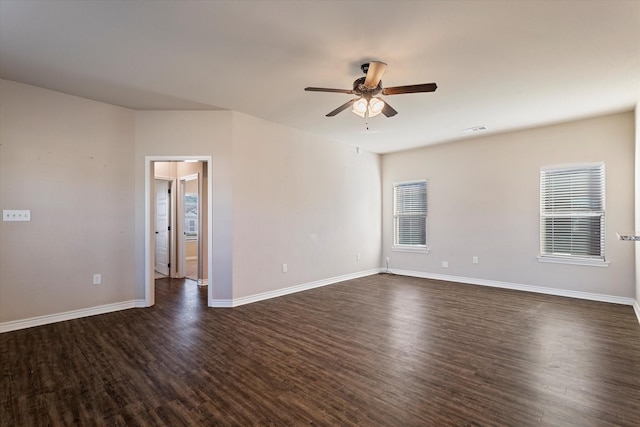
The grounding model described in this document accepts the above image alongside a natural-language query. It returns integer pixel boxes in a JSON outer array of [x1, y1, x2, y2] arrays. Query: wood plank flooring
[[1, 274, 640, 426]]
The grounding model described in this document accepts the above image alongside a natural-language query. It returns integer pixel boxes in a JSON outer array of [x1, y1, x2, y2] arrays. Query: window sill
[[393, 246, 430, 254], [537, 255, 609, 267]]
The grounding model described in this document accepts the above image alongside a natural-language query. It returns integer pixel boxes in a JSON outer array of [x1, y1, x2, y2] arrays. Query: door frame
[[145, 156, 213, 307]]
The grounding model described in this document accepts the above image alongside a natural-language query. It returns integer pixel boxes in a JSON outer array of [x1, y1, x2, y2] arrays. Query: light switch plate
[[3, 210, 31, 221]]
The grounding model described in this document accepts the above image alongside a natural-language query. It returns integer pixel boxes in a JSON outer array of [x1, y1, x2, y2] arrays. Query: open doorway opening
[[180, 173, 200, 282], [145, 156, 213, 307]]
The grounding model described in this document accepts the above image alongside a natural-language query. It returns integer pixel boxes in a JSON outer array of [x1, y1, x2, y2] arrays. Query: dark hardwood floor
[[1, 274, 640, 426]]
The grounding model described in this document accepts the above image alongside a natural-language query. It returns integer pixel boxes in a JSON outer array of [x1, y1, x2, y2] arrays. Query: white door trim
[[145, 156, 213, 308]]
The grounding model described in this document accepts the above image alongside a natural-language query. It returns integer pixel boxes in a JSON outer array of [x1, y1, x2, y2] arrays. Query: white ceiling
[[1, 0, 638, 153]]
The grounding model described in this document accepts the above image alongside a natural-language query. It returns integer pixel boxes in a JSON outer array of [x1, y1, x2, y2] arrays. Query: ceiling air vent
[[463, 125, 488, 134]]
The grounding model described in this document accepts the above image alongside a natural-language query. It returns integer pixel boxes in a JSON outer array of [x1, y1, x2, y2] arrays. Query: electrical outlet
[[441, 261, 449, 268], [473, 256, 479, 264], [93, 274, 101, 285], [356, 253, 360, 261], [282, 264, 288, 273], [386, 257, 390, 264]]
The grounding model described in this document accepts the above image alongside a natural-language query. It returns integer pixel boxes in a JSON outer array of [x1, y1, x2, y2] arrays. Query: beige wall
[[1, 79, 635, 327], [133, 111, 383, 302], [186, 240, 198, 259], [231, 112, 382, 299], [135, 111, 233, 300], [0, 80, 136, 322], [382, 112, 636, 298], [1, 83, 382, 324]]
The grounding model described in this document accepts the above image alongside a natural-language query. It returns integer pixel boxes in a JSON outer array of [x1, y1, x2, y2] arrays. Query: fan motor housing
[[353, 77, 382, 96]]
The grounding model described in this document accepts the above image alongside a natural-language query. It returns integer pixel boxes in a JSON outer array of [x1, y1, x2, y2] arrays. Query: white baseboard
[[0, 299, 146, 333], [209, 299, 233, 308], [388, 268, 637, 307], [5, 271, 637, 331], [210, 269, 380, 308]]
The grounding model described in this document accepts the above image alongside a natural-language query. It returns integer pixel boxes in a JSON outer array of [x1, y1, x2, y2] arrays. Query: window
[[184, 193, 198, 239], [539, 163, 606, 265], [394, 180, 427, 250]]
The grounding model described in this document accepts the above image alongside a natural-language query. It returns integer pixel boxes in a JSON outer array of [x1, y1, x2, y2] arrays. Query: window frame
[[393, 179, 428, 253], [538, 162, 608, 267]]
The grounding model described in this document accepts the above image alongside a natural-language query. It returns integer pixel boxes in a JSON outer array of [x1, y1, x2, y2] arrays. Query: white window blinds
[[540, 163, 605, 261], [394, 180, 427, 248]]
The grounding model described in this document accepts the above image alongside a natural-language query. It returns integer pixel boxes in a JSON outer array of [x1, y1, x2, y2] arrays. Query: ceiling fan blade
[[382, 83, 437, 95], [326, 98, 359, 117], [381, 101, 398, 117], [364, 61, 387, 88], [305, 87, 355, 94]]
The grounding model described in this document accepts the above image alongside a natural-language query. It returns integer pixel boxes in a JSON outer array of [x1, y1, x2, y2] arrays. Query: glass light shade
[[369, 98, 385, 117], [352, 98, 368, 117], [351, 97, 385, 118]]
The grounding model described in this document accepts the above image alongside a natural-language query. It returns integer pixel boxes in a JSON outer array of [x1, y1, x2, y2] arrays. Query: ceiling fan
[[305, 61, 437, 119]]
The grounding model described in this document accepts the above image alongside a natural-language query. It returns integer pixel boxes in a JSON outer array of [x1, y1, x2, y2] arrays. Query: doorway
[[180, 173, 200, 282], [145, 156, 213, 307]]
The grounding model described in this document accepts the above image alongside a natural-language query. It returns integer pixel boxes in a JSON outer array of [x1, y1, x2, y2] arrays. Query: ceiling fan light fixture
[[352, 98, 368, 117], [306, 60, 437, 119], [369, 98, 385, 117], [352, 97, 385, 118]]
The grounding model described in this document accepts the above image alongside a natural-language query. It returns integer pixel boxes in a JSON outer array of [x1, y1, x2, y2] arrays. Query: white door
[[155, 179, 170, 276]]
